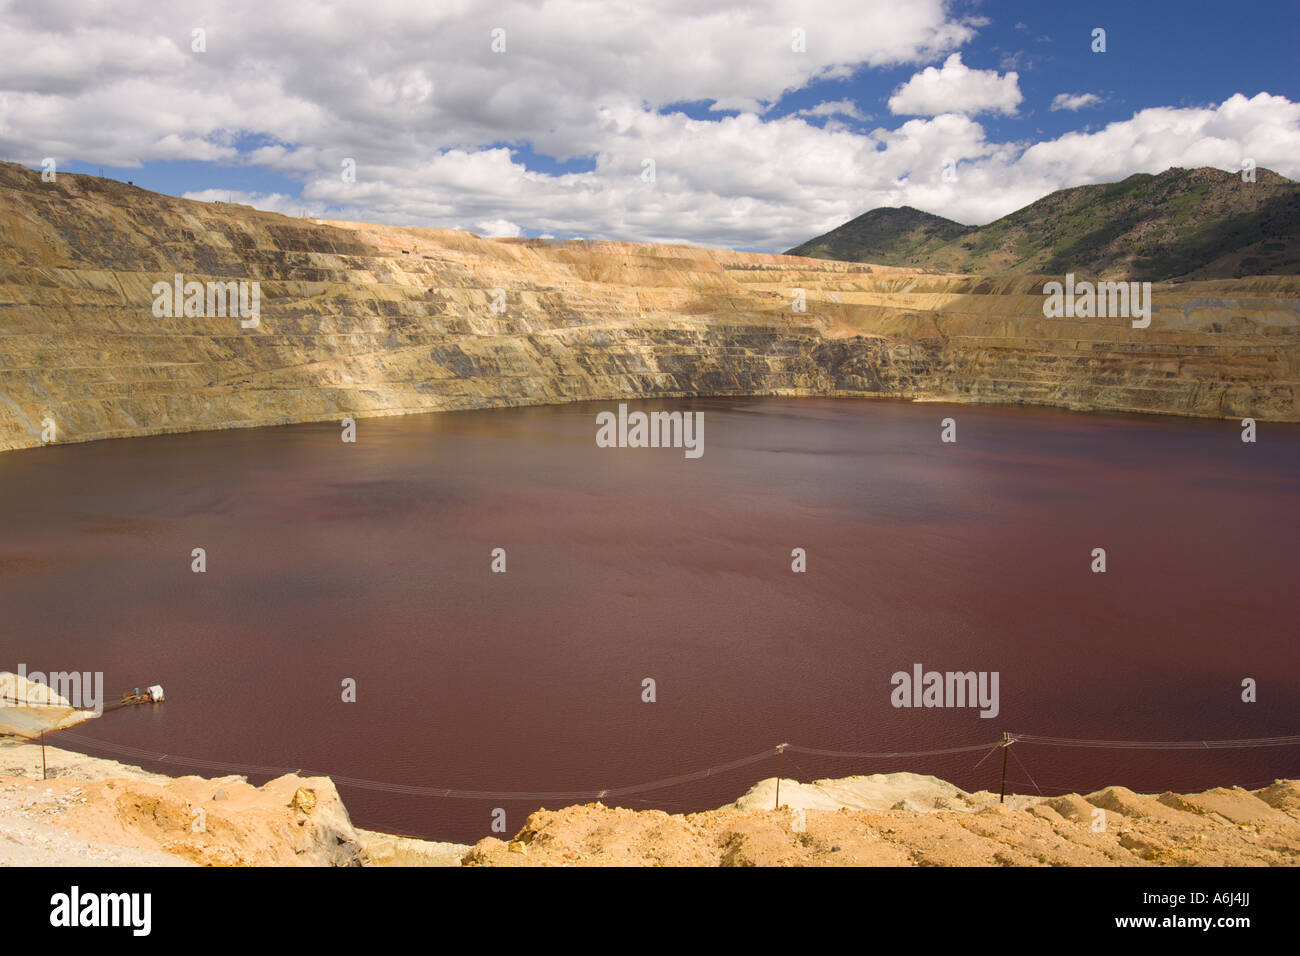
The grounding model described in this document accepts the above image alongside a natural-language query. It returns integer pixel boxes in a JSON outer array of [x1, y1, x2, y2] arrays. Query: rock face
[[1, 160, 1297, 453]]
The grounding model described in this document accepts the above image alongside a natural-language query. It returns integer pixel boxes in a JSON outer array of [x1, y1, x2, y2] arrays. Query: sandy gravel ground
[[0, 741, 372, 866], [3, 740, 1296, 867], [0, 779, 193, 866], [464, 773, 1300, 866]]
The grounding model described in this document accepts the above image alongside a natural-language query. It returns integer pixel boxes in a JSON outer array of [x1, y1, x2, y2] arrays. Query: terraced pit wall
[[1, 160, 1297, 452]]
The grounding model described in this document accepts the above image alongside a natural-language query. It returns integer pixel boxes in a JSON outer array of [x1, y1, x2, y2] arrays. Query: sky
[[1, 0, 1297, 251]]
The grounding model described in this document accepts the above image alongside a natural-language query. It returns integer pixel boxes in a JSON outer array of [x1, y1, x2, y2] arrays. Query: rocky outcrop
[[1, 160, 1297, 453]]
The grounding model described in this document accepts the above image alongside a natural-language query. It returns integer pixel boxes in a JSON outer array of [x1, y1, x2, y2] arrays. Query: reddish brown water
[[2, 397, 1297, 843]]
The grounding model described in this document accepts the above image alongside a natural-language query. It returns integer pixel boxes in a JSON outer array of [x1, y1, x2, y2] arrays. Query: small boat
[[119, 684, 165, 705]]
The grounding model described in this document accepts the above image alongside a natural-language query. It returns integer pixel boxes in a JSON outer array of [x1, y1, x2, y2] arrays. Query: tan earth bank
[[0, 673, 99, 739], [1, 160, 1298, 454], [1, 738, 1296, 867]]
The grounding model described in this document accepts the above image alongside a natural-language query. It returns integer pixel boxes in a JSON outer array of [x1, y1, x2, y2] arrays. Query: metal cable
[[1011, 733, 1300, 751], [33, 730, 1299, 802], [786, 742, 999, 759]]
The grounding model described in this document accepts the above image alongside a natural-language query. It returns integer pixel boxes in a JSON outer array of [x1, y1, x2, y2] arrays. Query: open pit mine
[[1, 159, 1297, 453]]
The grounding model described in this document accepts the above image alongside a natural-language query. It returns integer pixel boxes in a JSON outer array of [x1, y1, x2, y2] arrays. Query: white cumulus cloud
[[1051, 92, 1103, 112], [0, 4, 1296, 253], [474, 218, 522, 238], [888, 53, 1022, 117], [796, 100, 869, 120]]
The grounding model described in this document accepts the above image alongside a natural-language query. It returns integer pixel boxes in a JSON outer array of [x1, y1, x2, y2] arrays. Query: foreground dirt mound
[[0, 745, 368, 866], [4, 742, 1296, 867], [464, 776, 1300, 867]]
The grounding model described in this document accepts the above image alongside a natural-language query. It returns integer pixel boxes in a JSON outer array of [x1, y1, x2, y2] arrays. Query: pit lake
[[2, 397, 1297, 843]]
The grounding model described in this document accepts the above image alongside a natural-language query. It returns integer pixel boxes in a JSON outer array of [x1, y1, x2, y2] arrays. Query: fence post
[[999, 732, 1012, 803], [774, 743, 789, 810]]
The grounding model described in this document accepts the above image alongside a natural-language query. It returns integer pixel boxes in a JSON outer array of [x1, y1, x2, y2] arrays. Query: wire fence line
[[21, 730, 1296, 803], [1009, 733, 1300, 750]]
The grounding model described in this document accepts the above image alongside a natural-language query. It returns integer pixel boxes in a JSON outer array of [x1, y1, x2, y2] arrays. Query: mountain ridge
[[786, 166, 1300, 281]]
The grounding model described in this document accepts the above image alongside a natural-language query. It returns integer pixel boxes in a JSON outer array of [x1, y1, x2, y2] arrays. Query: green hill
[[783, 206, 972, 265], [785, 166, 1300, 280]]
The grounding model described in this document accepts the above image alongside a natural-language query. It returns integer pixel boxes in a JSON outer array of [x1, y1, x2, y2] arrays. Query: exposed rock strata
[[1, 160, 1297, 453]]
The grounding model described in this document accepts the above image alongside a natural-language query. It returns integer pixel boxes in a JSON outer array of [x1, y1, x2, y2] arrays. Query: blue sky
[[695, 2, 1300, 141], [4, 0, 1298, 249]]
